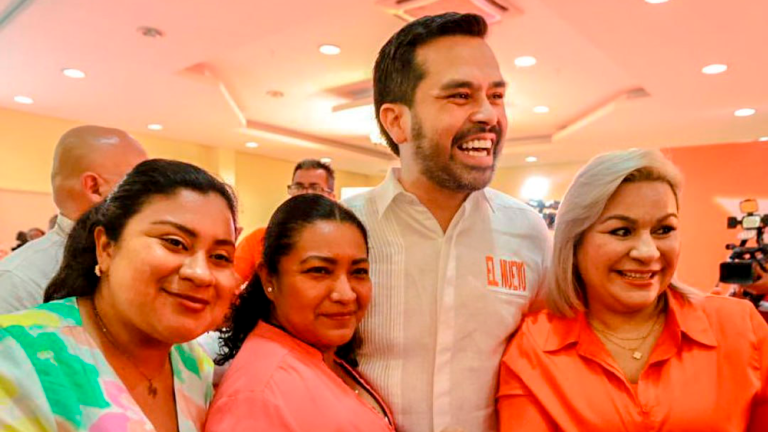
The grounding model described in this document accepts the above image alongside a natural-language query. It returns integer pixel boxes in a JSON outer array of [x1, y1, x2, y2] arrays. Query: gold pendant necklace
[[92, 300, 160, 398], [590, 312, 664, 361]]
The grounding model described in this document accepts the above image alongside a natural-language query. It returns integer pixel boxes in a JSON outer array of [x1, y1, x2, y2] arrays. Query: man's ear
[[81, 172, 106, 204], [94, 226, 114, 275], [379, 103, 411, 147], [256, 262, 276, 301]]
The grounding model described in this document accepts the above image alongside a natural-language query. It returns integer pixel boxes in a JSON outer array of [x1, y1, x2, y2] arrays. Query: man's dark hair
[[44, 159, 238, 302], [373, 12, 488, 156], [217, 194, 368, 367], [293, 159, 335, 190]]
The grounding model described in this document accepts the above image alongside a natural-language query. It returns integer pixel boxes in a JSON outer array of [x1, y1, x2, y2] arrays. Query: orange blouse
[[498, 291, 768, 431], [204, 322, 395, 432]]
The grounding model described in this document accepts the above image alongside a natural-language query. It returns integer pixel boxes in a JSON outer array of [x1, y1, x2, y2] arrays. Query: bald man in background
[[0, 125, 147, 313]]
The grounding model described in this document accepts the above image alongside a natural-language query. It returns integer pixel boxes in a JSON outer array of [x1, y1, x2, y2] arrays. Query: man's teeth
[[458, 139, 493, 157], [620, 271, 654, 280], [460, 139, 492, 150]]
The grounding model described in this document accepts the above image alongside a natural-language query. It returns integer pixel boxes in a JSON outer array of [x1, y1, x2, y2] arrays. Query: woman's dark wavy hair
[[216, 193, 369, 367], [44, 159, 238, 302]]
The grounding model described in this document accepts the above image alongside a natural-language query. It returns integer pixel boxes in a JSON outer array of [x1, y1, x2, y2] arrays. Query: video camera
[[719, 199, 768, 292]]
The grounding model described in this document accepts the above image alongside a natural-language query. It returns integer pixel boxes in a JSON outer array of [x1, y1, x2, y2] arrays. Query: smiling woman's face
[[262, 220, 371, 353], [96, 188, 240, 344], [576, 181, 680, 316]]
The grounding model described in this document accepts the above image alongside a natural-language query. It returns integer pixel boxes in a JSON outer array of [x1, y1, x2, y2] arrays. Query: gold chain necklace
[[92, 300, 159, 398], [590, 312, 664, 361]]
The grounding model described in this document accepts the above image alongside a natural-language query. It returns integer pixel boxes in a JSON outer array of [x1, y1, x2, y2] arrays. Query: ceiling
[[1, 0, 766, 176]]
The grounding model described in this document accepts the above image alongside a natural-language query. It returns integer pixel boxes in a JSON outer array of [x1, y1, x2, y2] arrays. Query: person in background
[[25, 227, 45, 241], [498, 149, 768, 431], [205, 194, 394, 431], [0, 159, 240, 431], [0, 125, 147, 313], [342, 12, 550, 432], [9, 231, 28, 252], [233, 158, 336, 283]]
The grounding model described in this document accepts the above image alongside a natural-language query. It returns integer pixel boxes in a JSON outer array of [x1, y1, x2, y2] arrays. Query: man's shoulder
[[0, 233, 65, 272], [483, 188, 541, 217]]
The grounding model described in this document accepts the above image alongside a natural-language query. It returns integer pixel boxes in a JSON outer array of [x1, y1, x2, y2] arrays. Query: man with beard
[[342, 13, 550, 432]]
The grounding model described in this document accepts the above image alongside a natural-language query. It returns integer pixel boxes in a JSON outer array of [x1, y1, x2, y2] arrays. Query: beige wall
[[0, 108, 382, 245], [491, 161, 584, 201]]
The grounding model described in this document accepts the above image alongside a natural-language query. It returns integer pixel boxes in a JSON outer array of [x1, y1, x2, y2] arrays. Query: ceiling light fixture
[[147, 124, 163, 130], [514, 56, 537, 67], [701, 64, 727, 75], [13, 95, 34, 104], [734, 108, 756, 117], [320, 157, 332, 164], [759, 136, 768, 142], [645, 0, 669, 4], [62, 68, 86, 79], [533, 106, 550, 114], [525, 156, 538, 163], [245, 141, 259, 148], [319, 44, 341, 55]]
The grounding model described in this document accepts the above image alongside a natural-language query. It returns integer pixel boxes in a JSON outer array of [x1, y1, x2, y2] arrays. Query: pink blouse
[[204, 322, 395, 431]]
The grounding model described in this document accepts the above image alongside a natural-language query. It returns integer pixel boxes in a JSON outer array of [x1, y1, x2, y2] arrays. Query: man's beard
[[411, 116, 503, 193]]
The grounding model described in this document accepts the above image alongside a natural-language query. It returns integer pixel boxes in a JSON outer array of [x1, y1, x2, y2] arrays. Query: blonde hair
[[547, 149, 703, 316]]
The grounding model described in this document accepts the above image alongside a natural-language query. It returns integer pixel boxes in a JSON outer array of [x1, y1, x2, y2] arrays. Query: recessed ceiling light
[[525, 156, 538, 163], [14, 95, 34, 104], [533, 106, 550, 114], [514, 56, 537, 67], [701, 64, 727, 75], [320, 157, 332, 164], [245, 141, 259, 148], [62, 68, 86, 79], [759, 136, 768, 142], [734, 108, 756, 117], [645, 0, 669, 4], [137, 26, 164, 38], [147, 124, 163, 130], [319, 44, 341, 55]]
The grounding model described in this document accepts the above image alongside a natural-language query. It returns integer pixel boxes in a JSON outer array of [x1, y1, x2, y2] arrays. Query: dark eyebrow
[[599, 213, 678, 225], [300, 256, 370, 266], [439, 79, 506, 92], [151, 221, 235, 248]]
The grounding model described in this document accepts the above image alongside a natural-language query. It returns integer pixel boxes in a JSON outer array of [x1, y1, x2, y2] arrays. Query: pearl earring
[[266, 286, 273, 293], [94, 265, 102, 277]]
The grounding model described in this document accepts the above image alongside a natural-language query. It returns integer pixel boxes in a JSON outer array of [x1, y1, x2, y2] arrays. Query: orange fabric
[[498, 291, 768, 431], [233, 227, 266, 282], [204, 322, 395, 431]]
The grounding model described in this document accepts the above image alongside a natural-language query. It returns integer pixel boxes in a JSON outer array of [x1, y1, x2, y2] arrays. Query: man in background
[[0, 125, 147, 313], [233, 158, 336, 283], [342, 13, 550, 432]]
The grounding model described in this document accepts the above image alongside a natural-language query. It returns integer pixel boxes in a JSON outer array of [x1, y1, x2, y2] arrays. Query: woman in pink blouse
[[204, 194, 394, 431]]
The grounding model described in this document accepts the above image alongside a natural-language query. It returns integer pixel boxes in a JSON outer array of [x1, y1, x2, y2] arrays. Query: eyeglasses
[[287, 184, 332, 196]]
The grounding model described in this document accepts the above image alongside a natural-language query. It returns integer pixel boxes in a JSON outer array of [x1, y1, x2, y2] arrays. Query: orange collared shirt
[[204, 322, 395, 432], [498, 291, 768, 431], [233, 227, 266, 282]]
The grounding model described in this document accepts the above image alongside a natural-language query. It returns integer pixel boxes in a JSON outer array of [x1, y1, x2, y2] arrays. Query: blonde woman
[[498, 149, 768, 431]]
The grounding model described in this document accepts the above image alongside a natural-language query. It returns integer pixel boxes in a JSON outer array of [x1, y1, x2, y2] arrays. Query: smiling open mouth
[[617, 271, 657, 281], [456, 139, 493, 157]]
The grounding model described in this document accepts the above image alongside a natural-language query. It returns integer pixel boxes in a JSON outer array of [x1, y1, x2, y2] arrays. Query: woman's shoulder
[[0, 297, 81, 332], [505, 310, 576, 357]]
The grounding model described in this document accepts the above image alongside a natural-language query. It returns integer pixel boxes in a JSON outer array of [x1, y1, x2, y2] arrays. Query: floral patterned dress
[[0, 297, 214, 431]]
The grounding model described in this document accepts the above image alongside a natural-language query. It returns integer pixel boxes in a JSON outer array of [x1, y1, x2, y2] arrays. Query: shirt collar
[[56, 214, 76, 237], [372, 167, 496, 218], [252, 321, 324, 361], [543, 289, 718, 353]]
